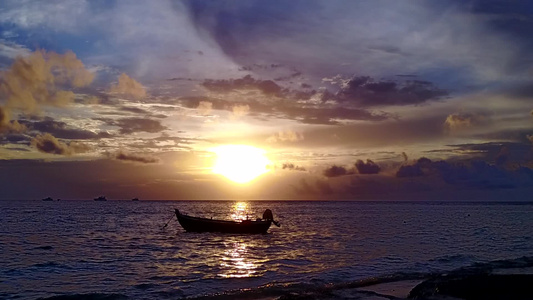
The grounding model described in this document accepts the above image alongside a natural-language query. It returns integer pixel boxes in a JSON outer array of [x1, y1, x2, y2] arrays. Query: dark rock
[[409, 274, 533, 300]]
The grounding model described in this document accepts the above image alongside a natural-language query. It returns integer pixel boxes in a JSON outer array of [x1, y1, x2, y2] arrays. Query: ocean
[[1, 200, 532, 299]]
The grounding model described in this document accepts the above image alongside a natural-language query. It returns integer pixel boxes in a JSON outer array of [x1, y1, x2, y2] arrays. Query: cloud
[[109, 73, 146, 99], [231, 104, 250, 119], [186, 1, 525, 87], [402, 152, 408, 162], [0, 50, 94, 114], [202, 75, 282, 96], [355, 159, 381, 174], [396, 164, 424, 178], [31, 133, 90, 155], [0, 107, 26, 133], [181, 79, 393, 124], [267, 130, 304, 143], [447, 142, 532, 165], [0, 39, 31, 59], [527, 135, 533, 144], [333, 76, 448, 107], [323, 165, 351, 177], [111, 149, 160, 164], [291, 178, 332, 195], [22, 117, 112, 139], [315, 179, 333, 195], [444, 112, 487, 132], [394, 156, 533, 189], [98, 117, 166, 135], [196, 101, 213, 116], [282, 163, 306, 171]]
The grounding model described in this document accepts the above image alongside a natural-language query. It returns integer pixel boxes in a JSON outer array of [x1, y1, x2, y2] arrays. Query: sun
[[211, 145, 270, 184]]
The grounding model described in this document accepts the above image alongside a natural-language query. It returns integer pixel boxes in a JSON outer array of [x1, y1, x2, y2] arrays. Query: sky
[[0, 0, 532, 200]]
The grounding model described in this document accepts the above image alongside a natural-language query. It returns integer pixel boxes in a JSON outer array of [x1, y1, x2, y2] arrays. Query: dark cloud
[[31, 133, 91, 155], [111, 150, 160, 164], [201, 74, 447, 108], [120, 106, 151, 115], [21, 117, 112, 139], [448, 142, 532, 165], [396, 164, 424, 178], [395, 156, 533, 189], [1, 133, 29, 144], [282, 163, 306, 171], [286, 106, 391, 125], [202, 75, 283, 96], [179, 94, 391, 125], [315, 179, 333, 195], [323, 165, 351, 177], [238, 63, 284, 72], [191, 74, 445, 125], [291, 178, 333, 195], [97, 117, 167, 134], [334, 76, 448, 107], [355, 159, 381, 174]]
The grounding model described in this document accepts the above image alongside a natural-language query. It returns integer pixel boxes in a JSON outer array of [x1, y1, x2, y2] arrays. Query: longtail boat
[[174, 209, 280, 234]]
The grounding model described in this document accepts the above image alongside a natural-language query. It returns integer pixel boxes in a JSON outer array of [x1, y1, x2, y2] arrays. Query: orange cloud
[[109, 73, 146, 98], [444, 112, 486, 132], [231, 104, 250, 119], [0, 107, 26, 133], [0, 49, 94, 113], [196, 101, 213, 116], [31, 133, 90, 155], [267, 130, 304, 143]]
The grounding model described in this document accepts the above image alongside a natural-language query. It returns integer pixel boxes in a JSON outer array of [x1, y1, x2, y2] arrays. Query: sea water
[[1, 200, 532, 299]]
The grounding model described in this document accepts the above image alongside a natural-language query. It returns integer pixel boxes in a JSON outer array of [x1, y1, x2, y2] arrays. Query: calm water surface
[[1, 200, 532, 299]]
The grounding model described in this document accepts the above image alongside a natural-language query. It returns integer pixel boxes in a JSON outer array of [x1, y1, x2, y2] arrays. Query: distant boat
[[94, 196, 107, 201], [131, 198, 139, 201], [42, 197, 54, 201], [174, 208, 280, 234]]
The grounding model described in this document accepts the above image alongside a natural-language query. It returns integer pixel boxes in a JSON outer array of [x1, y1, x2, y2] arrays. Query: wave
[[37, 293, 128, 300], [186, 256, 533, 300]]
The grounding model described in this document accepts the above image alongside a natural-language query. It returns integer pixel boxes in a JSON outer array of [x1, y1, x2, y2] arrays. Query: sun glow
[[211, 145, 270, 184]]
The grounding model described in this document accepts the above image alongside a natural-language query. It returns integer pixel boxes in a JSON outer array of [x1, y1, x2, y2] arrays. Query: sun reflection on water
[[230, 201, 251, 222], [218, 202, 260, 278], [218, 241, 258, 278]]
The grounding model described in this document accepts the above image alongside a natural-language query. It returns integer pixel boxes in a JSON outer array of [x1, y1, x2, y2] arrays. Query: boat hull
[[175, 209, 272, 234]]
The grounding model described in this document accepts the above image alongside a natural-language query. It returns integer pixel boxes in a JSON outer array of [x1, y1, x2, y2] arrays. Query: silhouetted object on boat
[[94, 196, 107, 201], [42, 197, 54, 201], [174, 208, 280, 234], [131, 198, 139, 201]]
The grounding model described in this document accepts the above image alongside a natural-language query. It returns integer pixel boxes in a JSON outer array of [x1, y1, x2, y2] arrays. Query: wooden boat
[[174, 209, 280, 234]]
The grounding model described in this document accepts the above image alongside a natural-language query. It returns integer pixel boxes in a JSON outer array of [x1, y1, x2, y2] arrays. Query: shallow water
[[1, 200, 532, 299]]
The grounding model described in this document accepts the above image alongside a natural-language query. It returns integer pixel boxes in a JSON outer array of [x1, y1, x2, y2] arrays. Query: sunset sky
[[0, 0, 532, 200]]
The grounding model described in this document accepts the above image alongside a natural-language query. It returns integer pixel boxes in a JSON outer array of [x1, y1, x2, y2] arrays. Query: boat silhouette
[[42, 197, 54, 201], [94, 196, 107, 201], [174, 209, 280, 234]]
